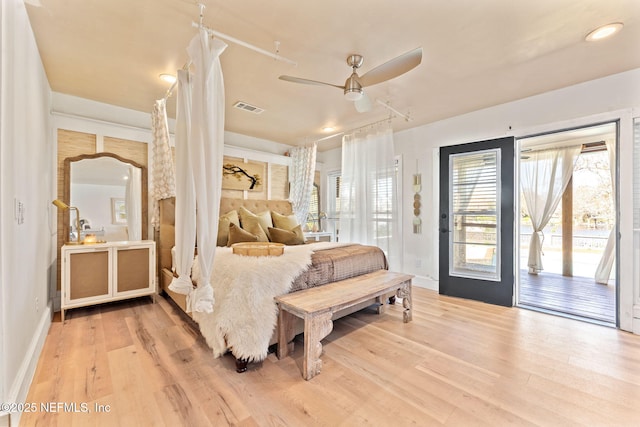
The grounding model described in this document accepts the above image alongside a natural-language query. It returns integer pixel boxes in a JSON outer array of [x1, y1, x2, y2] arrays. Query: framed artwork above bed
[[222, 161, 264, 191]]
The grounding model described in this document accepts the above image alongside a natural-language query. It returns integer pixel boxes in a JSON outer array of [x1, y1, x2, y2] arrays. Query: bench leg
[[303, 311, 333, 380], [397, 282, 412, 323], [277, 308, 297, 359], [375, 294, 388, 314]]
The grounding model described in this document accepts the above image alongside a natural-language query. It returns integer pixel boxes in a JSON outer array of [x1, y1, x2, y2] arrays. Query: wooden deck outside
[[518, 270, 616, 324]]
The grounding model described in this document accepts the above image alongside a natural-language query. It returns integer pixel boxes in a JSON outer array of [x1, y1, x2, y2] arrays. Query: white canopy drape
[[339, 123, 400, 269], [150, 98, 176, 229], [289, 143, 317, 225], [594, 139, 616, 284], [125, 165, 142, 240], [169, 69, 197, 298], [521, 146, 581, 273], [168, 30, 227, 313], [187, 31, 227, 313]]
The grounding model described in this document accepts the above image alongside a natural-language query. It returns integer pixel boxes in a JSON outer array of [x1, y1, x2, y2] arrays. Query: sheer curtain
[[521, 146, 581, 273], [169, 68, 197, 298], [289, 143, 317, 225], [187, 31, 227, 313], [150, 98, 176, 229], [169, 30, 227, 314], [124, 165, 142, 240], [339, 123, 400, 268], [595, 139, 616, 284]]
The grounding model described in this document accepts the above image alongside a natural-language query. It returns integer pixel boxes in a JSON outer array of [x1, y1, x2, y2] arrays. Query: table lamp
[[52, 199, 82, 245]]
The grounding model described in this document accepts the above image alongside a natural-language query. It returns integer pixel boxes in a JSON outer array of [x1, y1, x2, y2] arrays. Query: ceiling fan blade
[[354, 91, 372, 113], [279, 75, 344, 89], [358, 47, 422, 87]]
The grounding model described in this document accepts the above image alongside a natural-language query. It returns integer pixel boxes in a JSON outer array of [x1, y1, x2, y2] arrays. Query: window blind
[[452, 152, 498, 216]]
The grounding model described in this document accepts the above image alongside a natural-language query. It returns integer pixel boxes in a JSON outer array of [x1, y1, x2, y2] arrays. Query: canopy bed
[[152, 25, 396, 374], [157, 197, 391, 372]]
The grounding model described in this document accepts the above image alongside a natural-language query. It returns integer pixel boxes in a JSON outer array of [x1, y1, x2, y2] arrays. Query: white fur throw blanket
[[192, 242, 347, 362]]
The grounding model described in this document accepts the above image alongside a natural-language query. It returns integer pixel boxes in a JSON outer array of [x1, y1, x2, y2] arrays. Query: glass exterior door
[[439, 137, 515, 306]]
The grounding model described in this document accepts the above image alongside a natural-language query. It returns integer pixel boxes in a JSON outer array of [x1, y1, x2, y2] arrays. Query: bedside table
[[303, 231, 334, 243]]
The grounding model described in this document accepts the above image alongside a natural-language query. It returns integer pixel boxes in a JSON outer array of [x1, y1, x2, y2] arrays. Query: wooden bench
[[275, 270, 414, 380]]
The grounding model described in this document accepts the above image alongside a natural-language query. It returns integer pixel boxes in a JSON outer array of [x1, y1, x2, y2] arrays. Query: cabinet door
[[67, 249, 110, 302], [115, 246, 153, 294]]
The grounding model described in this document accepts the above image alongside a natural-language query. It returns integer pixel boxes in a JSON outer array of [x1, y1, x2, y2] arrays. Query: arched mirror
[[62, 153, 148, 243]]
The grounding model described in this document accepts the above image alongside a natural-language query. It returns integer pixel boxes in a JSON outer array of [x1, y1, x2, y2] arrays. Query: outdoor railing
[[520, 233, 609, 249]]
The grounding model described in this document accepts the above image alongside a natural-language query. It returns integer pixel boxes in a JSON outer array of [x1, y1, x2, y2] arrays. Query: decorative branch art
[[222, 162, 264, 191]]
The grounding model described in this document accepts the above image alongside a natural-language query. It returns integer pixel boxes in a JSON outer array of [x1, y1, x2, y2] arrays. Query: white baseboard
[[3, 303, 52, 427], [633, 304, 640, 335], [412, 275, 438, 291]]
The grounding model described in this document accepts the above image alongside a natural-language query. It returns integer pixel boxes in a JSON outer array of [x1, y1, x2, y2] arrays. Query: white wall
[[394, 68, 640, 332], [0, 1, 54, 426]]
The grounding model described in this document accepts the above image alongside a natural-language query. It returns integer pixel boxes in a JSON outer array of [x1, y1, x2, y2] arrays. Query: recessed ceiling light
[[322, 126, 335, 132], [159, 73, 177, 84], [585, 22, 623, 42]]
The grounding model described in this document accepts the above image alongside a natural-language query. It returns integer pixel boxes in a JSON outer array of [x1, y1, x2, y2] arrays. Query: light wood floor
[[21, 288, 640, 427]]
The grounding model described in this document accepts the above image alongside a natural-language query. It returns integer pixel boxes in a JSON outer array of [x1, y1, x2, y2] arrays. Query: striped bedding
[[290, 243, 388, 292]]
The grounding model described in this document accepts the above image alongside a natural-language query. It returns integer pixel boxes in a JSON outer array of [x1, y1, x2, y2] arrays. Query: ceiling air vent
[[233, 101, 264, 114]]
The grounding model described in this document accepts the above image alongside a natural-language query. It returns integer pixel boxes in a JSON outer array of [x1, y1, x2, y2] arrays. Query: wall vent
[[233, 101, 264, 114]]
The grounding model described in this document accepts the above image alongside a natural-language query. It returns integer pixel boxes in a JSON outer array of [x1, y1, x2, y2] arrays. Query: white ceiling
[[25, 0, 640, 151]]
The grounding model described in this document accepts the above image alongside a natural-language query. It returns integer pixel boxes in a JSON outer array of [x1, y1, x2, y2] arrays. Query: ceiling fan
[[279, 47, 422, 113]]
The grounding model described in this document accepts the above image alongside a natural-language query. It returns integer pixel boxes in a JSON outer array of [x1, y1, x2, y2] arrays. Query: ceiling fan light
[[344, 89, 363, 101], [344, 73, 363, 101]]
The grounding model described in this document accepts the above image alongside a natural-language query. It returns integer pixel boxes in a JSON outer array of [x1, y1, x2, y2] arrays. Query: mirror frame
[[62, 152, 148, 242]]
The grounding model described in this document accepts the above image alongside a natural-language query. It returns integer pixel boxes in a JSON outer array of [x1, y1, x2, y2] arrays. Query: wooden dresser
[[61, 240, 156, 321]]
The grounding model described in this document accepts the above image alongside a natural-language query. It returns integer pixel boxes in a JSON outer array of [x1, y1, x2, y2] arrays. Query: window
[[450, 149, 500, 281]]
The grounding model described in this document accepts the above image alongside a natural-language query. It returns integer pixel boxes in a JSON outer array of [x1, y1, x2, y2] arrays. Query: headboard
[[157, 197, 294, 274]]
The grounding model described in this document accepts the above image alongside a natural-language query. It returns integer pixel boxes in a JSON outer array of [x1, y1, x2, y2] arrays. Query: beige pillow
[[242, 220, 269, 242], [271, 211, 299, 231], [217, 210, 239, 246], [268, 225, 305, 245], [227, 223, 259, 246], [238, 206, 273, 239]]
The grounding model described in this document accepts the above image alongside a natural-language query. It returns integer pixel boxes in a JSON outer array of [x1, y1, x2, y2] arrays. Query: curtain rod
[[314, 100, 409, 144], [315, 117, 393, 144], [521, 140, 605, 155], [191, 22, 297, 66], [163, 81, 177, 101], [376, 99, 412, 122], [162, 61, 192, 101]]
